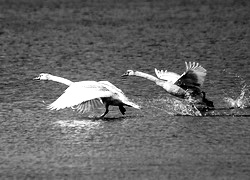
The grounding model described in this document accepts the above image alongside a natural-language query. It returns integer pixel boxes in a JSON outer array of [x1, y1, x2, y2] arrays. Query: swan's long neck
[[133, 71, 165, 88], [133, 71, 159, 82], [133, 71, 187, 98], [48, 75, 73, 86]]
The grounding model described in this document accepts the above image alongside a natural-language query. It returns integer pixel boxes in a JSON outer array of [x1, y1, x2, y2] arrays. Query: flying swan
[[122, 62, 214, 108], [34, 73, 140, 118]]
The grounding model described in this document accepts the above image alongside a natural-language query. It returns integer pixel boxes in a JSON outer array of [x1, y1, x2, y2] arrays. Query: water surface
[[0, 0, 250, 179]]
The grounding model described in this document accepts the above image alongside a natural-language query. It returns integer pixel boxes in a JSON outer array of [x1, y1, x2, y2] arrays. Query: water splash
[[221, 69, 250, 109], [144, 96, 202, 116], [223, 84, 250, 109]]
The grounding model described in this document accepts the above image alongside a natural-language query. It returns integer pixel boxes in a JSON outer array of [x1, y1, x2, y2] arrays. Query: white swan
[[122, 62, 214, 109], [34, 73, 140, 118]]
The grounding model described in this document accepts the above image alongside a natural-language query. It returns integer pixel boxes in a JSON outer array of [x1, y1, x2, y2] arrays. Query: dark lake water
[[0, 0, 250, 179]]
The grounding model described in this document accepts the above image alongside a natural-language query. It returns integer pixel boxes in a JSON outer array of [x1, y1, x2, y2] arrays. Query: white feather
[[154, 68, 180, 83], [47, 82, 112, 110]]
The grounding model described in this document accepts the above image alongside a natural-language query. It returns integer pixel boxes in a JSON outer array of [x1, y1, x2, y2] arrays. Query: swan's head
[[34, 73, 52, 80], [121, 70, 135, 77]]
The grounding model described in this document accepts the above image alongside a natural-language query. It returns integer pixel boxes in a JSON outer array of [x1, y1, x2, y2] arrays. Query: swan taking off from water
[[122, 61, 207, 99], [34, 73, 140, 118], [122, 62, 214, 109]]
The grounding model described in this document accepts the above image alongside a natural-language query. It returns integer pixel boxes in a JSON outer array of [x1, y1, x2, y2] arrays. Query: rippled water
[[0, 0, 250, 179]]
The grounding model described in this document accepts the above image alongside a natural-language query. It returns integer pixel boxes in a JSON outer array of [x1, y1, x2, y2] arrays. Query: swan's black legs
[[99, 104, 109, 118], [119, 105, 126, 115]]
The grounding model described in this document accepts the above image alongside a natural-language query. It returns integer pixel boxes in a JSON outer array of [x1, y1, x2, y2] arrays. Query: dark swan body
[[194, 91, 214, 111]]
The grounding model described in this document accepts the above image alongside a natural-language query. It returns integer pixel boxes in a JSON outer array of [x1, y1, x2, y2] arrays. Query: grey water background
[[0, 0, 250, 179]]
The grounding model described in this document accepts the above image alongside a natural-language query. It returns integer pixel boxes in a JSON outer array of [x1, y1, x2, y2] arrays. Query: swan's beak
[[33, 76, 40, 80], [121, 73, 128, 77]]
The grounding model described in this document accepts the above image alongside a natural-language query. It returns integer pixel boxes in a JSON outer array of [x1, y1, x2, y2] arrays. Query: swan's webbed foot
[[89, 106, 109, 121], [119, 106, 126, 115], [98, 105, 109, 119]]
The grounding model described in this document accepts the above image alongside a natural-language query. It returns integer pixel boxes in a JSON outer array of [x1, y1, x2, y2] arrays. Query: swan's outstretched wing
[[72, 98, 104, 113], [154, 68, 180, 83], [47, 82, 113, 111], [175, 62, 207, 88]]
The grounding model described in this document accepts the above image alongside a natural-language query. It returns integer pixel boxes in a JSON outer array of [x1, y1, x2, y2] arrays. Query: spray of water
[[222, 69, 250, 109], [143, 97, 202, 116], [223, 84, 250, 109]]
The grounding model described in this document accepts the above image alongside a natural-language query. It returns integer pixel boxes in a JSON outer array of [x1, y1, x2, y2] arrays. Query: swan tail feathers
[[125, 101, 141, 109]]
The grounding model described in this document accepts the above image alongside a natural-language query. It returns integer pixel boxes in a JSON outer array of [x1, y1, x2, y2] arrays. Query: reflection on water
[[55, 120, 101, 129], [54, 120, 101, 134], [53, 120, 103, 143]]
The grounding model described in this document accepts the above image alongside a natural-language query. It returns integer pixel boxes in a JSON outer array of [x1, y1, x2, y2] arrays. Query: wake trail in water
[[136, 96, 203, 117], [135, 85, 250, 117]]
